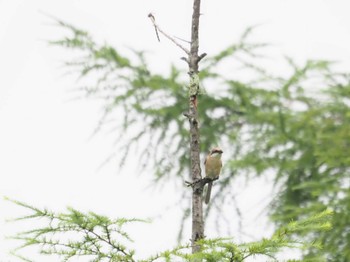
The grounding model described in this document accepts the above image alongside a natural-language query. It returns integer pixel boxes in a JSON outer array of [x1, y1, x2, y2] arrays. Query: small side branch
[[198, 52, 207, 62], [148, 13, 190, 56], [185, 177, 218, 188]]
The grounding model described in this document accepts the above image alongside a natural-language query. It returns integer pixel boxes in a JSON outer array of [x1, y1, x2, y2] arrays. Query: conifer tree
[[7, 0, 349, 261]]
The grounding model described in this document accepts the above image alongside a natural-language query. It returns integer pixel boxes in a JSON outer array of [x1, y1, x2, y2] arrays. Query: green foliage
[[49, 20, 350, 260], [51, 19, 190, 182], [6, 198, 145, 262], [7, 198, 332, 261]]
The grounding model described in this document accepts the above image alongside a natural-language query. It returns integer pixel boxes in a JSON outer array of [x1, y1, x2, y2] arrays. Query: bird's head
[[209, 147, 223, 157]]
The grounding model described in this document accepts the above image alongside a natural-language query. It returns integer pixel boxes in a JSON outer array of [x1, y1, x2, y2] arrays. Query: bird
[[204, 147, 223, 204]]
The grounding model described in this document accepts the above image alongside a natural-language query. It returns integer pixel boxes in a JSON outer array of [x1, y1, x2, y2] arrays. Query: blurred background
[[1, 0, 350, 260]]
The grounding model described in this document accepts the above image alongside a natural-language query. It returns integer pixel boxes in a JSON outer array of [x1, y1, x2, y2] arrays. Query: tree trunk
[[148, 0, 206, 254], [188, 0, 204, 254]]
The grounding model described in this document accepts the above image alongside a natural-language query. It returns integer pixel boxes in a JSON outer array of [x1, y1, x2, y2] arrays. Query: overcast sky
[[1, 0, 350, 261]]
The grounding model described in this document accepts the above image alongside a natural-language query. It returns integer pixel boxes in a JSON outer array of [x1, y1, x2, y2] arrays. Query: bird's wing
[[204, 154, 209, 165]]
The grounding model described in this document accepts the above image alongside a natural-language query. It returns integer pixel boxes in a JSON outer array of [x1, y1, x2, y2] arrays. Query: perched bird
[[204, 147, 223, 204]]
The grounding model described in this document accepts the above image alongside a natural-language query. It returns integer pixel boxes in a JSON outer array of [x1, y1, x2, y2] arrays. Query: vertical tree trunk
[[148, 0, 205, 254], [188, 0, 203, 254], [189, 93, 203, 254]]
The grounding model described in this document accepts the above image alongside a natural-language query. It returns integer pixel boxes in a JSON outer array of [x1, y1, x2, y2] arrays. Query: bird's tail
[[205, 181, 212, 204]]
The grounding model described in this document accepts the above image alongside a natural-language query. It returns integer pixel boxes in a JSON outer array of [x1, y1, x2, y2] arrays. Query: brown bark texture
[[188, 0, 204, 254], [149, 0, 206, 254]]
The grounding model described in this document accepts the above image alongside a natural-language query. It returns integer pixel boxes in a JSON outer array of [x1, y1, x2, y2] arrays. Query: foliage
[[7, 198, 332, 261], [146, 209, 332, 262], [46, 19, 350, 260], [6, 198, 144, 262]]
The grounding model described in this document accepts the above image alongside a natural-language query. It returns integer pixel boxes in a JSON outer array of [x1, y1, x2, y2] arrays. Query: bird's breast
[[205, 156, 222, 179]]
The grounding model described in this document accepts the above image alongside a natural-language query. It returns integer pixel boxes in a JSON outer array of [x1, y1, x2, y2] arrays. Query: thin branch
[[173, 35, 191, 44], [185, 177, 218, 188], [147, 13, 190, 55], [198, 52, 207, 62]]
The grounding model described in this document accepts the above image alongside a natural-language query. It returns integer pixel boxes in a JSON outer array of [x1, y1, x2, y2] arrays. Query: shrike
[[204, 147, 223, 204]]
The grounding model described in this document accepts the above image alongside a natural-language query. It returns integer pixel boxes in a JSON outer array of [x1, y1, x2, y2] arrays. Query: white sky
[[1, 0, 350, 261]]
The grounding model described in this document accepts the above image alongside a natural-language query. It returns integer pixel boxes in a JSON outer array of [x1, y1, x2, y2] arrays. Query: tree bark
[[188, 0, 204, 254], [149, 0, 206, 254]]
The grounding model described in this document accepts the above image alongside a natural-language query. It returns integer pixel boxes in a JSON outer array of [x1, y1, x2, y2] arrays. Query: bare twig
[[198, 52, 207, 62], [148, 13, 190, 55], [147, 13, 160, 42], [181, 57, 189, 63], [173, 35, 191, 44]]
